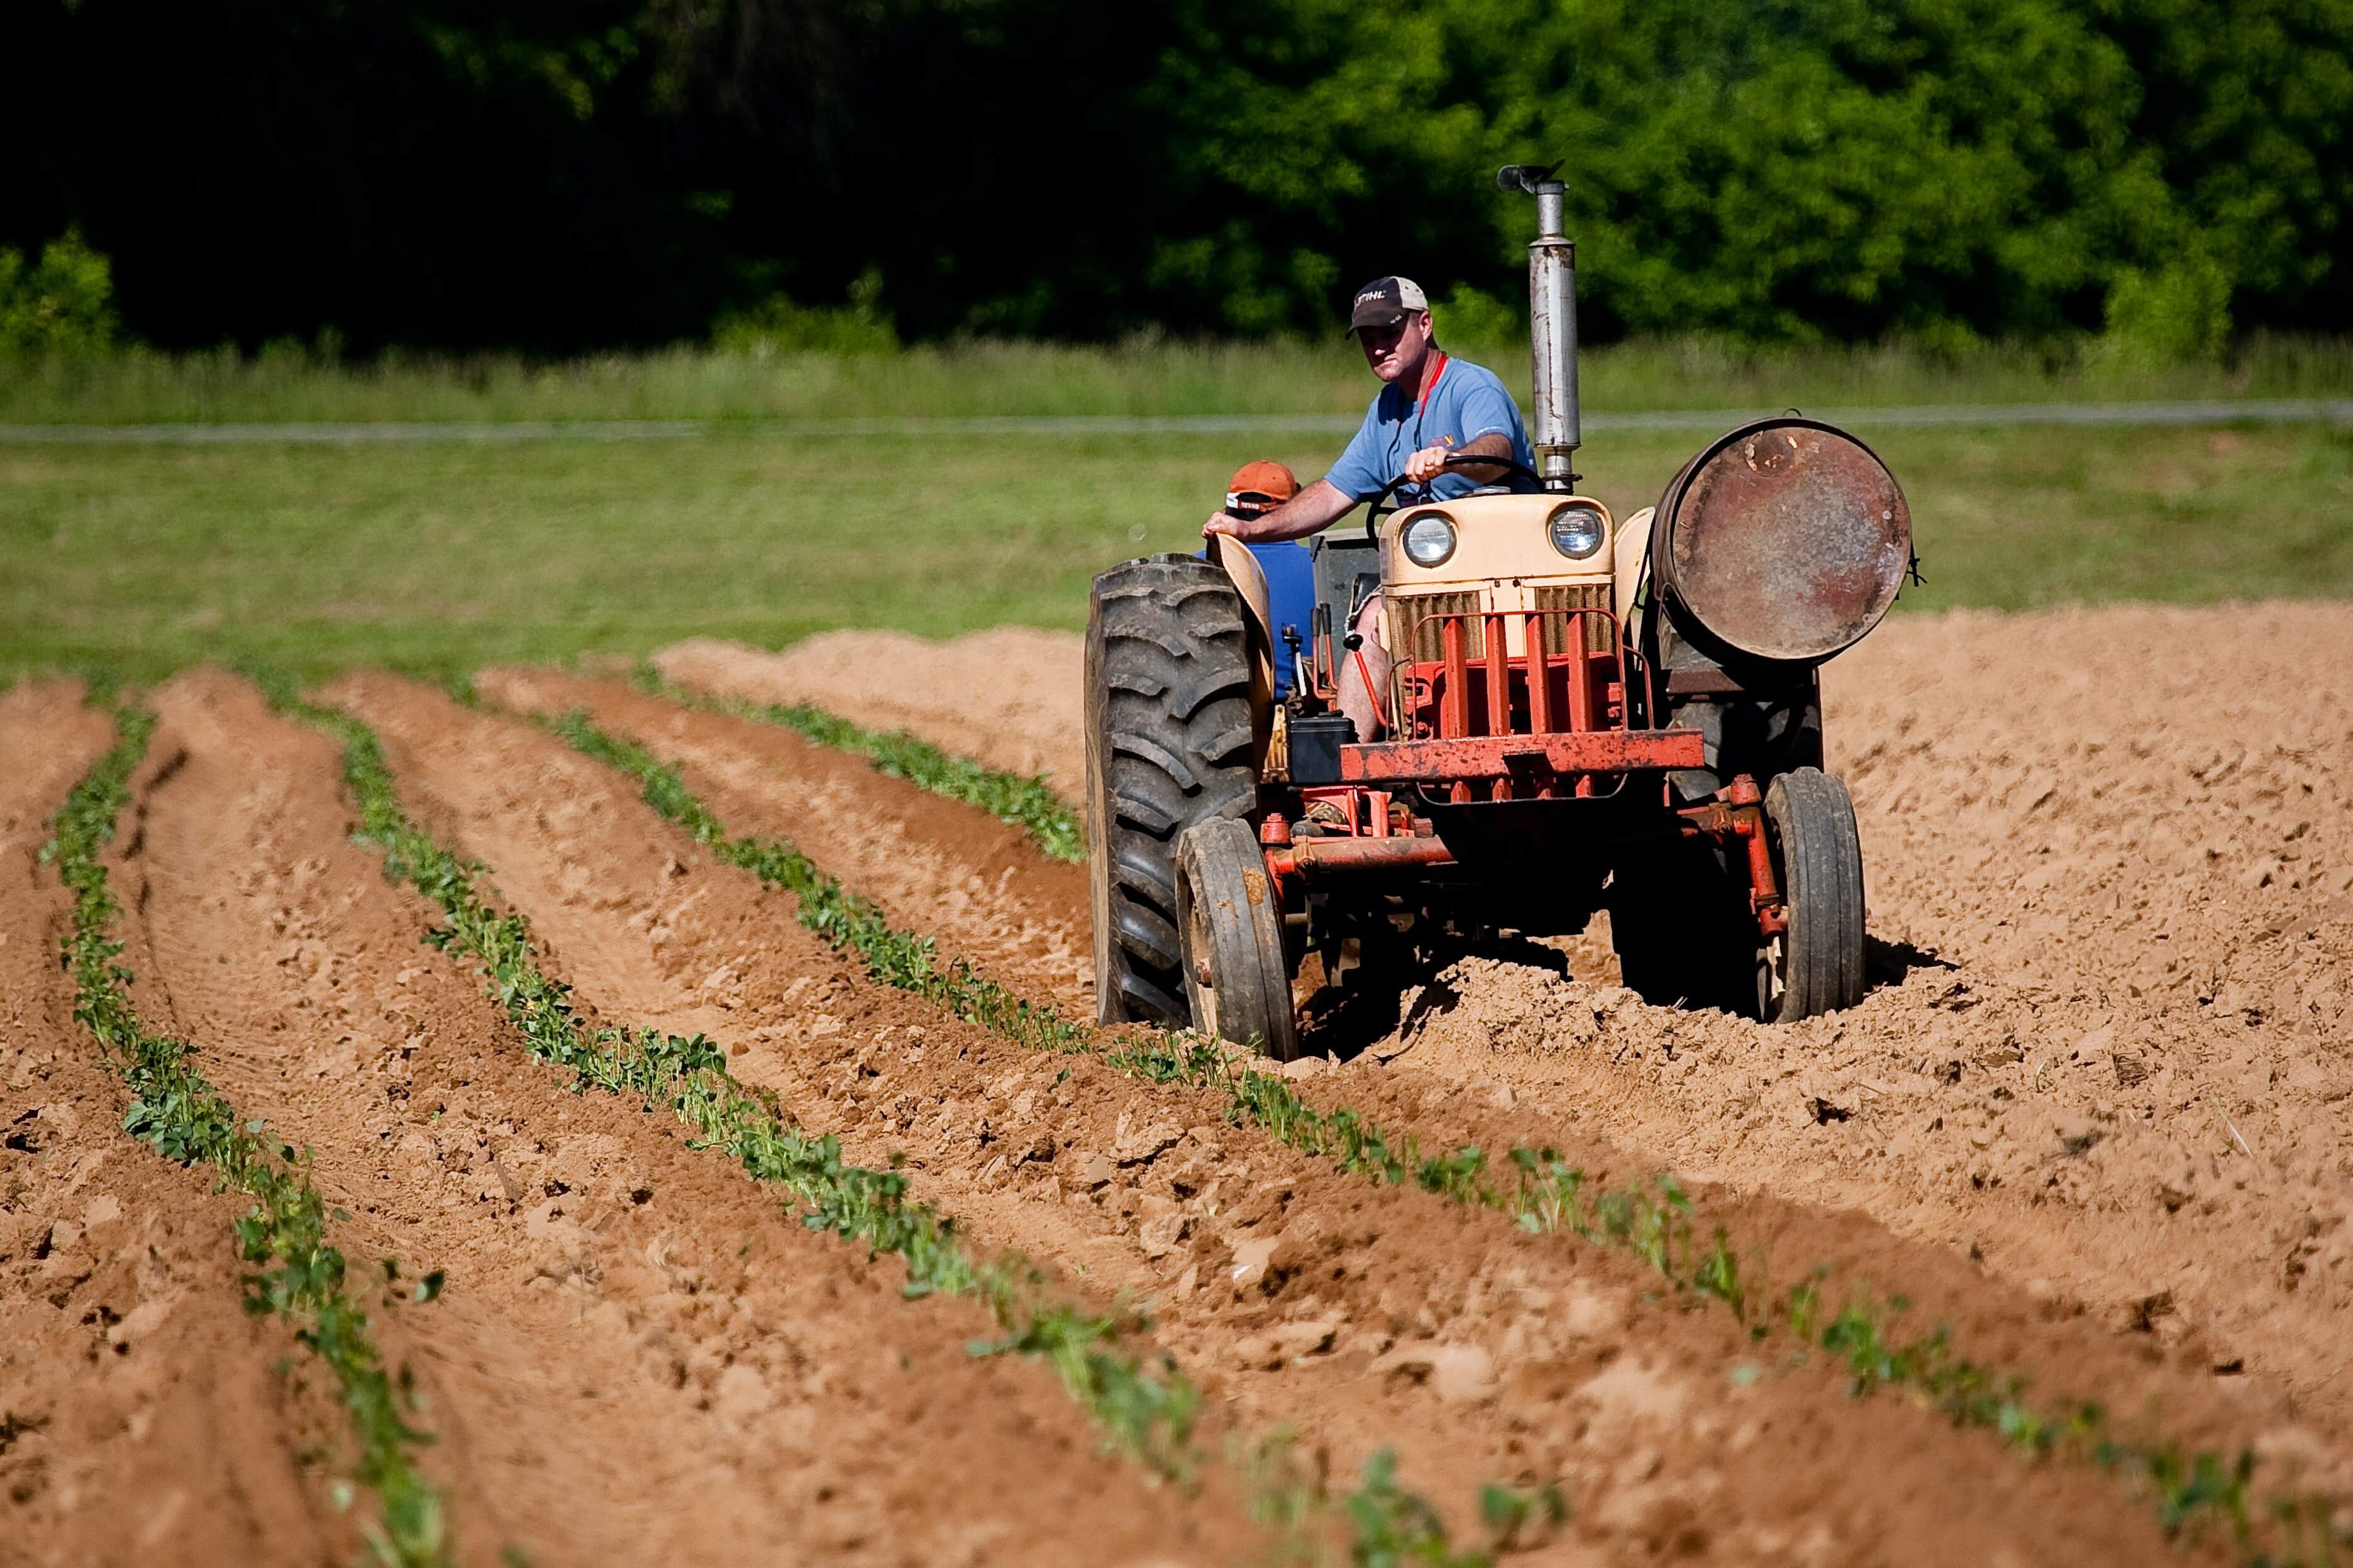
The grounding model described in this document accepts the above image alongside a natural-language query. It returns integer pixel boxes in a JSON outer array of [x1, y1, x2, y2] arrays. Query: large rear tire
[[1761, 767, 1866, 1022], [1175, 817, 1298, 1058], [1085, 555, 1259, 1027]]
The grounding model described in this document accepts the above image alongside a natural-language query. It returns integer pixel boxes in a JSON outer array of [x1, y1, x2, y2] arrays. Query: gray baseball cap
[[1344, 275, 1430, 338]]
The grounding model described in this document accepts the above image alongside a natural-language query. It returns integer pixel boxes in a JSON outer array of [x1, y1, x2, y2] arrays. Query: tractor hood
[[1380, 493, 1614, 587]]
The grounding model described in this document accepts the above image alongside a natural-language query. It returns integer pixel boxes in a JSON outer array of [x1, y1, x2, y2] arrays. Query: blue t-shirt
[[1323, 354, 1537, 504]]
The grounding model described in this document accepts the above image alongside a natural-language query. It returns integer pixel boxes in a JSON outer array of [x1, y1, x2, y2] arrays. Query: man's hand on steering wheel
[[1402, 443, 1456, 486], [1363, 446, 1544, 539]]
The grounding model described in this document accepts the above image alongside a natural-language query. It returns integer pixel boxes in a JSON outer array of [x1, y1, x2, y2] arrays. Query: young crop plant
[[45, 705, 450, 1568], [524, 704, 2353, 1567], [631, 663, 1085, 863], [377, 697, 1550, 1560]]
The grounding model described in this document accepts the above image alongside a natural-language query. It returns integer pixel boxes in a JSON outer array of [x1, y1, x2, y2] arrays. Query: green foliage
[[2103, 255, 2235, 367], [16, 1, 2353, 348], [1344, 1450, 1489, 1568], [45, 705, 448, 1568], [1432, 285, 1519, 353], [713, 268, 899, 357], [1132, 0, 2353, 344], [633, 666, 1083, 863], [0, 229, 118, 358]]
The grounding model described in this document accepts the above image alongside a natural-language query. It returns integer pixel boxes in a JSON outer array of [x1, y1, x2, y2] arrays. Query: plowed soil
[[1, 682, 355, 1567], [656, 628, 1087, 796], [467, 665, 2245, 1561], [651, 607, 2353, 1521], [10, 596, 2349, 1562]]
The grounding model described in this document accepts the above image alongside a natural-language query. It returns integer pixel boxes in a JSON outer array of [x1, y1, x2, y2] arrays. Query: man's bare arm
[[1202, 477, 1357, 544], [1402, 430, 1515, 486]]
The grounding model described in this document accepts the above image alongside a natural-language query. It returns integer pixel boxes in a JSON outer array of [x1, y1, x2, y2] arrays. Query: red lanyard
[[1415, 351, 1450, 418], [1407, 351, 1449, 461]]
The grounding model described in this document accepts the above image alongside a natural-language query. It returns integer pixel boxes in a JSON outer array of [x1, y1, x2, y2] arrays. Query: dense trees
[[5, 0, 2346, 351]]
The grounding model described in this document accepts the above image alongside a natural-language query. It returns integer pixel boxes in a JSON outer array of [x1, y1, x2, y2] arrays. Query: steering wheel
[[1363, 453, 1546, 542]]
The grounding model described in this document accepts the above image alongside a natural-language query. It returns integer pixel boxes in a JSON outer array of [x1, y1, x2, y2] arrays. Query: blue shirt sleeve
[[1322, 399, 1390, 502], [1453, 375, 1520, 445]]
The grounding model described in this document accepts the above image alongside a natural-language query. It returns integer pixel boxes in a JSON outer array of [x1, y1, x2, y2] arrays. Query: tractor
[[1084, 163, 1913, 1059]]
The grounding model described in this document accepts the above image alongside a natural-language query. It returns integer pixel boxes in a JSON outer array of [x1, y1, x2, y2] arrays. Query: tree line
[[5, 0, 2347, 355]]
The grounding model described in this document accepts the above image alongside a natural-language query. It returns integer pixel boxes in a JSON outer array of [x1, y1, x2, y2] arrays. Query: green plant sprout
[[265, 682, 1531, 1563], [631, 663, 1084, 863], [45, 705, 450, 1568]]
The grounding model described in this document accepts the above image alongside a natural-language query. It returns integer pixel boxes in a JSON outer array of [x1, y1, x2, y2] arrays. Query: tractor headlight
[[1547, 503, 1607, 561], [1400, 512, 1458, 568]]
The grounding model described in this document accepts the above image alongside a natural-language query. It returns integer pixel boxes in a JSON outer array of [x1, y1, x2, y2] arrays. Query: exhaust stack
[[1498, 162, 1578, 490]]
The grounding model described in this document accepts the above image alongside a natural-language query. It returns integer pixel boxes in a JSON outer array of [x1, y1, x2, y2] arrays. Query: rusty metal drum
[[1649, 419, 1912, 667]]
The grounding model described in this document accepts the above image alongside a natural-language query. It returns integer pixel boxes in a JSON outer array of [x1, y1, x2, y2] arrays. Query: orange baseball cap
[[1226, 460, 1300, 510]]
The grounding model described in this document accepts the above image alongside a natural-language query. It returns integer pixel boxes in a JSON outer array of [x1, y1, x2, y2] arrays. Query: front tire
[[1761, 768, 1866, 1021], [1175, 817, 1298, 1059], [1085, 555, 1258, 1027]]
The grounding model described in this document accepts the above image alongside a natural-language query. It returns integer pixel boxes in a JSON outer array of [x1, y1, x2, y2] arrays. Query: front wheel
[[1174, 817, 1299, 1059], [1759, 768, 1866, 1022]]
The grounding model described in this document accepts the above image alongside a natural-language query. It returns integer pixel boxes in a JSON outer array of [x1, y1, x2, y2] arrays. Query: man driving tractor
[[1092, 165, 1903, 1049], [1204, 276, 1537, 739]]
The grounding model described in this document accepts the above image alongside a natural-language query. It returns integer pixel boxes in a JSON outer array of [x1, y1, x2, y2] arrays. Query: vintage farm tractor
[[1085, 164, 1913, 1057]]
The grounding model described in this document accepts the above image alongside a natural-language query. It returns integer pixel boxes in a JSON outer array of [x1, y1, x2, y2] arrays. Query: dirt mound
[[483, 665, 1094, 1011], [1, 681, 353, 1566], [656, 628, 1085, 795], [15, 592, 2353, 1560]]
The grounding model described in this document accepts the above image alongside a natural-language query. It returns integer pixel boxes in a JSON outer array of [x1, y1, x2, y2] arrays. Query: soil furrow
[[1389, 604, 2353, 1445], [523, 665, 2347, 1533], [1, 681, 355, 1566], [655, 631, 1085, 797], [125, 670, 1239, 1568], [486, 666, 1090, 1013], [656, 611, 2353, 1460], [346, 670, 2234, 1564]]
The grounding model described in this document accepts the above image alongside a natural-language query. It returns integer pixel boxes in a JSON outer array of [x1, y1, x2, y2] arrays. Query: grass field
[[8, 333, 2353, 424], [6, 414, 2348, 687]]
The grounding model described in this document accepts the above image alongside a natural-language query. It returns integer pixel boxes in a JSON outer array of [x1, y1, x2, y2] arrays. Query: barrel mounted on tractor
[[1086, 163, 1914, 1059]]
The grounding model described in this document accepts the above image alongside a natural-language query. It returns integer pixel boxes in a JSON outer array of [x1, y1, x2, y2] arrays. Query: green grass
[[4, 420, 2347, 688], [6, 334, 2352, 424]]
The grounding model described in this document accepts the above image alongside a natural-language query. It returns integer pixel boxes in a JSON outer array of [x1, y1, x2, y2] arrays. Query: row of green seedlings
[[631, 663, 1085, 863], [46, 706, 449, 1568], [540, 702, 2347, 1568], [276, 686, 1549, 1566]]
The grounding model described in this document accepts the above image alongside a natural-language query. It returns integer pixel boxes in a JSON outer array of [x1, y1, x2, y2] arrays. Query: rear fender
[[1205, 534, 1277, 768]]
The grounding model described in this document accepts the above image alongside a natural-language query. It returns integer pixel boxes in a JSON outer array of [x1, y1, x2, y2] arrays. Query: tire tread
[[1085, 554, 1258, 1026]]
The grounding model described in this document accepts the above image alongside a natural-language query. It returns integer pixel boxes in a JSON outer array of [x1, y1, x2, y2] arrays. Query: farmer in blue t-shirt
[[1204, 276, 1535, 741]]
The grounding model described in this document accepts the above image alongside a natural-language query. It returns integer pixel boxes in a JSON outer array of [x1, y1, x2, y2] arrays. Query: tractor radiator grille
[[1388, 592, 1486, 663], [1387, 585, 1613, 661], [1530, 583, 1614, 653]]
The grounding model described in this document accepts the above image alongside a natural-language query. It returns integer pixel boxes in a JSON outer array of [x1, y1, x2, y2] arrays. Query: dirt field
[[8, 600, 2352, 1563]]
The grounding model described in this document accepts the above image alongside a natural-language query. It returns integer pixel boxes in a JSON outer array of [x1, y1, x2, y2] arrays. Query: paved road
[[4, 398, 2349, 444]]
